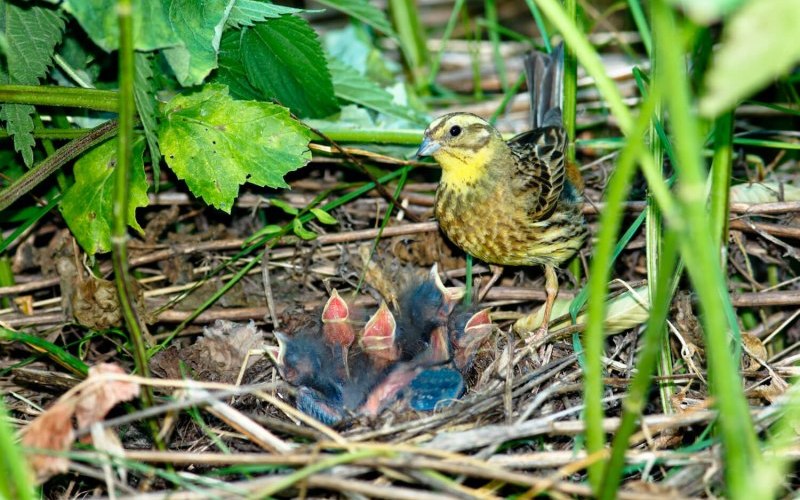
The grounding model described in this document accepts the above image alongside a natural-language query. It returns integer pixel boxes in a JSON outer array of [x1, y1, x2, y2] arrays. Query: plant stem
[[0, 85, 118, 112], [0, 120, 118, 211], [111, 0, 152, 389], [389, 0, 430, 91]]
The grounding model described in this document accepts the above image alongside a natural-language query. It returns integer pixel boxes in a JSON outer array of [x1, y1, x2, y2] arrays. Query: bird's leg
[[538, 264, 559, 337], [478, 265, 504, 302], [513, 264, 559, 340]]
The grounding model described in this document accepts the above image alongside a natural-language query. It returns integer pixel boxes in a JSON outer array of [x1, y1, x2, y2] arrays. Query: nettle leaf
[[158, 84, 312, 212], [328, 57, 426, 124], [314, 0, 396, 39], [241, 15, 339, 118], [227, 0, 318, 28], [0, 3, 65, 166], [61, 137, 149, 255], [63, 0, 180, 52], [134, 52, 161, 181], [162, 0, 234, 86], [215, 28, 263, 100], [700, 0, 800, 117]]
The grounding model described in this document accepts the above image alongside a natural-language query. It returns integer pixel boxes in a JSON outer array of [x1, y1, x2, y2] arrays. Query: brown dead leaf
[[20, 400, 76, 483], [150, 320, 267, 384], [741, 333, 768, 371], [75, 363, 141, 430]]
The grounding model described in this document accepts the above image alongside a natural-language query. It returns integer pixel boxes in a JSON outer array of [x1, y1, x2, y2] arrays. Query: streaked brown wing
[[508, 125, 568, 219]]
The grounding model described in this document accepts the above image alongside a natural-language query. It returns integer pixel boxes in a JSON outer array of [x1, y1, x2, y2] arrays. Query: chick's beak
[[416, 136, 441, 157]]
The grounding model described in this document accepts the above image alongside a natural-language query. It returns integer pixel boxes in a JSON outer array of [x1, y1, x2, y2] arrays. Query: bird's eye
[[449, 125, 462, 137]]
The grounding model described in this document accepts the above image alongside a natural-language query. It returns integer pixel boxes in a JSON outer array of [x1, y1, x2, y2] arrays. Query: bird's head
[[416, 113, 504, 185]]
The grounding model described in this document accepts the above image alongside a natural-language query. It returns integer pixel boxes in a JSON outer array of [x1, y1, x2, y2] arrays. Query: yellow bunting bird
[[416, 44, 587, 336]]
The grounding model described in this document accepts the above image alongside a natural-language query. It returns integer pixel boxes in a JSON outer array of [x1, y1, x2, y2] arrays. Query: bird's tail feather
[[525, 43, 564, 129]]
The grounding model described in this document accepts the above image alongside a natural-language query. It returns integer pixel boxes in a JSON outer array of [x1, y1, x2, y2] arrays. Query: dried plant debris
[[150, 320, 267, 383], [56, 256, 150, 329], [271, 265, 493, 425], [20, 363, 140, 483]]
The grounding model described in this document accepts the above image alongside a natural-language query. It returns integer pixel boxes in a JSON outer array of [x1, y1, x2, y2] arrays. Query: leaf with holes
[[60, 137, 149, 255], [158, 84, 312, 212]]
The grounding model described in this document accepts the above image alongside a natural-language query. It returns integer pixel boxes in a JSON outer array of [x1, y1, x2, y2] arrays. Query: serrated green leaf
[[134, 52, 161, 182], [270, 198, 298, 215], [61, 138, 149, 255], [311, 207, 337, 225], [227, 0, 318, 27], [0, 2, 65, 166], [162, 0, 233, 86], [158, 84, 312, 212], [241, 15, 339, 118], [215, 28, 264, 100], [328, 57, 425, 124], [292, 219, 317, 240], [314, 0, 396, 39], [62, 0, 180, 52], [700, 0, 800, 117]]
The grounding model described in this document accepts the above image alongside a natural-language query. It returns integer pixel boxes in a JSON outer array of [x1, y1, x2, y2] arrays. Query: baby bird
[[417, 44, 587, 336]]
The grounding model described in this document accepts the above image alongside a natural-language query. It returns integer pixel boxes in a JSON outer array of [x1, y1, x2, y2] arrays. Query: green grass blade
[[582, 87, 662, 489], [0, 400, 36, 500], [600, 227, 678, 499], [651, 1, 759, 494]]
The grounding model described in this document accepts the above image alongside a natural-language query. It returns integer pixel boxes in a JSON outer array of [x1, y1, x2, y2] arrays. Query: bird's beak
[[416, 136, 441, 157]]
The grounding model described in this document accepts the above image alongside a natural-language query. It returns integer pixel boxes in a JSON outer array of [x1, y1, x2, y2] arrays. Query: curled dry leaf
[[741, 333, 768, 371], [20, 363, 140, 483], [75, 363, 141, 429], [56, 256, 150, 330], [20, 400, 76, 483], [149, 320, 267, 383]]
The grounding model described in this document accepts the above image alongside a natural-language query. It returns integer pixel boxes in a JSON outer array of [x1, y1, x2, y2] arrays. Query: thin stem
[[0, 85, 118, 112], [0, 120, 118, 211], [111, 0, 152, 387]]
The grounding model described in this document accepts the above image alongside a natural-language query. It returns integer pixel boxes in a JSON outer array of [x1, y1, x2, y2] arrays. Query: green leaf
[[270, 198, 298, 215], [241, 15, 339, 118], [700, 0, 800, 117], [248, 223, 283, 241], [215, 29, 264, 100], [157, 84, 312, 212], [62, 0, 180, 52], [666, 0, 747, 24], [0, 2, 65, 166], [162, 0, 233, 86], [314, 0, 397, 39], [292, 219, 317, 240], [227, 0, 318, 27], [311, 208, 337, 225], [134, 52, 161, 181], [328, 57, 425, 124], [61, 138, 149, 255]]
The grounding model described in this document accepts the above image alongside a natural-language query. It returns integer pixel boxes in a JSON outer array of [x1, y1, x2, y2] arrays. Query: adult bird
[[416, 43, 587, 336]]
